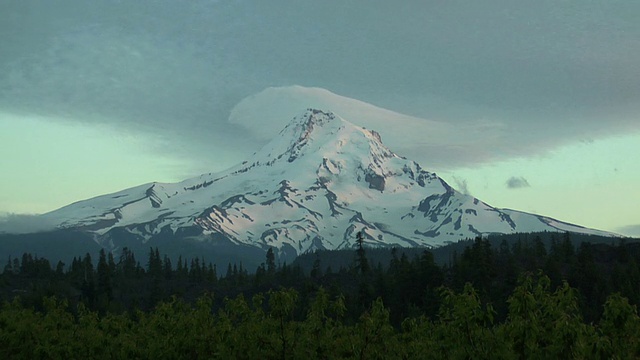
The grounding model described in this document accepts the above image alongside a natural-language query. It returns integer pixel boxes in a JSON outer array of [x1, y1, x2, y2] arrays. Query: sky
[[0, 0, 639, 236]]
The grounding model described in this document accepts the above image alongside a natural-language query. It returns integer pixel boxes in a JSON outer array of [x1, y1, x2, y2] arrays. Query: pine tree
[[207, 263, 217, 284], [11, 257, 20, 275], [3, 256, 13, 274], [97, 249, 113, 302], [226, 263, 233, 283], [176, 255, 188, 280], [311, 252, 322, 280], [266, 247, 276, 276], [163, 255, 172, 280], [55, 261, 65, 277], [118, 247, 137, 278], [147, 247, 162, 278], [255, 263, 267, 285], [81, 253, 96, 306], [355, 231, 370, 274]]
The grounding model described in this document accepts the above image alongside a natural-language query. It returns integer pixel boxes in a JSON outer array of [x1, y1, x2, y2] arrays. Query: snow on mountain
[[41, 109, 616, 254]]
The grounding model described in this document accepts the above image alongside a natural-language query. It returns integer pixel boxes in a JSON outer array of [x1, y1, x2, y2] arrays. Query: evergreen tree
[[97, 249, 113, 303], [118, 247, 137, 278], [55, 261, 65, 277], [147, 248, 163, 307], [176, 255, 188, 280], [311, 252, 322, 280], [80, 253, 96, 306], [355, 231, 370, 274], [255, 263, 267, 285], [163, 255, 172, 280], [266, 248, 276, 276], [11, 257, 20, 275], [147, 247, 162, 278], [207, 263, 217, 284], [108, 252, 116, 273], [3, 256, 13, 274]]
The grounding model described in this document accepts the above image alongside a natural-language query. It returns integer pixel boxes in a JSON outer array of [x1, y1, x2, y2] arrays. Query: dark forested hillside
[[293, 231, 630, 269], [0, 229, 270, 273], [1, 232, 639, 358]]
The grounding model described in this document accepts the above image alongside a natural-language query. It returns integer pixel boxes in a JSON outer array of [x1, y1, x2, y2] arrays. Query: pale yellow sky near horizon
[[1, 111, 639, 237]]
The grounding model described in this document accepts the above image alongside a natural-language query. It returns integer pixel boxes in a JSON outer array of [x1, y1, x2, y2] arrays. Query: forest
[[1, 231, 639, 358]]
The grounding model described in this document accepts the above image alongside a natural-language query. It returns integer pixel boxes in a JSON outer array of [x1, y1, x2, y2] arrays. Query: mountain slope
[[40, 109, 616, 255]]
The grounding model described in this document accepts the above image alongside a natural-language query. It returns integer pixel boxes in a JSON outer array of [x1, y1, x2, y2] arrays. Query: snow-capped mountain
[[39, 109, 615, 257]]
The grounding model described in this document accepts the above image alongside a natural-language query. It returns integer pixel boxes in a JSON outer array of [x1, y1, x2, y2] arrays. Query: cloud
[[506, 176, 531, 189], [451, 176, 471, 196], [228, 86, 510, 169], [0, 0, 638, 172], [617, 224, 640, 238], [0, 213, 56, 234]]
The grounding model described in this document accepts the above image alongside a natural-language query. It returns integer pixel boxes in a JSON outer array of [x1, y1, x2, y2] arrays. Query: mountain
[[33, 109, 615, 263]]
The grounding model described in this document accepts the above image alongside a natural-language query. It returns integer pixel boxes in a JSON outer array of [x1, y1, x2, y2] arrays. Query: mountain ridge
[[35, 108, 618, 259]]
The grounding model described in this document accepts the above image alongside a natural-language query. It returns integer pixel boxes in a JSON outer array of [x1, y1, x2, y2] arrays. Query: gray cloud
[[506, 177, 531, 189], [0, 0, 639, 173], [451, 176, 471, 196], [617, 225, 640, 238], [0, 213, 56, 234]]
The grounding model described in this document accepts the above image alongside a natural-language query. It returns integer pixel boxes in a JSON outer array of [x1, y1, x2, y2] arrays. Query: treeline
[[1, 232, 640, 357], [2, 233, 640, 324], [1, 274, 639, 359], [293, 231, 627, 270]]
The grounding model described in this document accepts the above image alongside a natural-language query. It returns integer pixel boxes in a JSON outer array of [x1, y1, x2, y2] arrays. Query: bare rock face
[[365, 171, 385, 191]]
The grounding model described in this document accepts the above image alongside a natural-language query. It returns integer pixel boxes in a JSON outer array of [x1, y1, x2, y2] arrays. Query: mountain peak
[[282, 109, 339, 162], [252, 108, 394, 167], [295, 108, 337, 129]]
